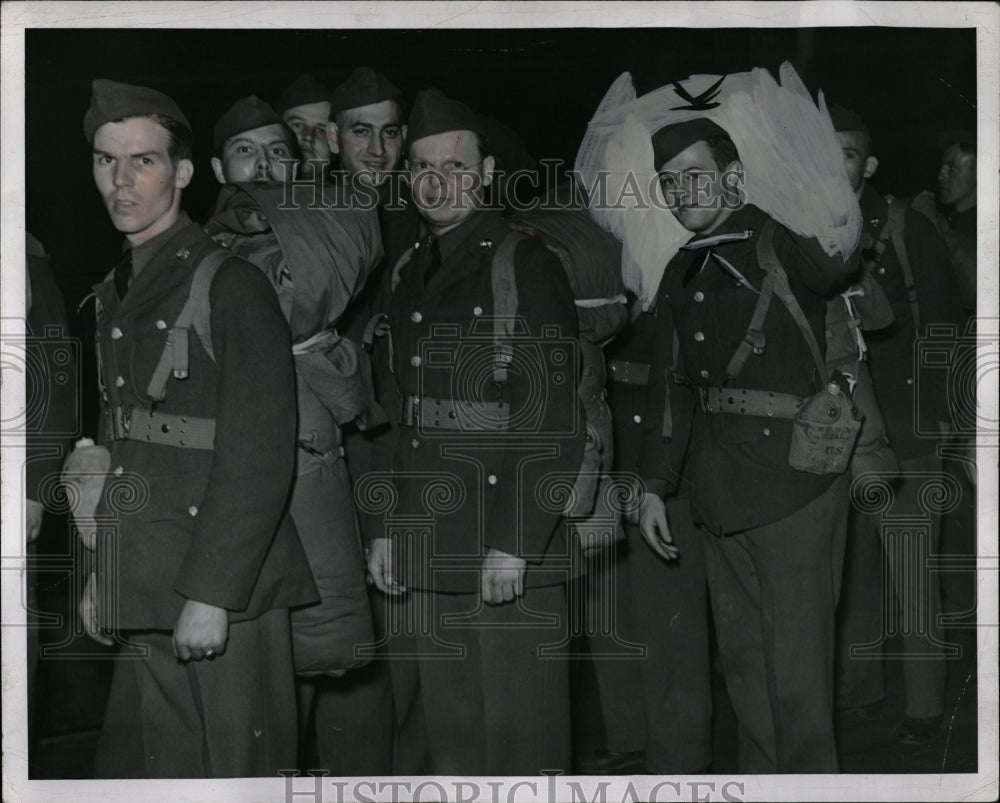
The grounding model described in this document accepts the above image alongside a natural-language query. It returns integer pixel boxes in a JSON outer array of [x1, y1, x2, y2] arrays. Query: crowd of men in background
[[22, 64, 978, 779]]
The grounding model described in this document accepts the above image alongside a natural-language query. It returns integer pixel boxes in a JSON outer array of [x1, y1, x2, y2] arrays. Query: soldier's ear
[[210, 157, 226, 185], [864, 155, 879, 180], [174, 158, 194, 189], [325, 122, 340, 155], [481, 154, 496, 188]]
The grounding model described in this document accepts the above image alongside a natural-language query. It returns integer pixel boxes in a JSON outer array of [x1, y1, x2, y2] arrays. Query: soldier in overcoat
[[79, 79, 316, 778], [366, 88, 585, 775]]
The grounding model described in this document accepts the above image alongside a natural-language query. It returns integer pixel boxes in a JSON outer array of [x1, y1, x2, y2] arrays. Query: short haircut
[[704, 134, 741, 171], [148, 114, 193, 164]]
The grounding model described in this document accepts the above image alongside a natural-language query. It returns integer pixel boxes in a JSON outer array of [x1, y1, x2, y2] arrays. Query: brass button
[[487, 474, 498, 486], [411, 438, 419, 449], [411, 311, 423, 323], [156, 320, 167, 330], [113, 466, 124, 476], [176, 248, 190, 259], [700, 369, 710, 379], [188, 505, 198, 516], [110, 326, 123, 340], [693, 291, 704, 302], [763, 427, 771, 436], [410, 355, 422, 367], [694, 331, 705, 342], [473, 306, 483, 316], [114, 376, 125, 388], [633, 414, 642, 424]]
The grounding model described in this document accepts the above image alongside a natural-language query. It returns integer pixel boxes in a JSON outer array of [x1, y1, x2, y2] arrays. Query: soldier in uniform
[[80, 78, 316, 777], [206, 95, 385, 774], [325, 66, 423, 775], [635, 117, 857, 772], [279, 73, 334, 183], [210, 95, 297, 186], [830, 106, 966, 746], [367, 88, 585, 775]]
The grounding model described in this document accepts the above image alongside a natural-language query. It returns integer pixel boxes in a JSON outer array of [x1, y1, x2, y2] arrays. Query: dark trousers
[[94, 608, 297, 778], [403, 584, 571, 775], [836, 453, 949, 718], [577, 540, 646, 755], [626, 497, 713, 772], [702, 473, 849, 773]]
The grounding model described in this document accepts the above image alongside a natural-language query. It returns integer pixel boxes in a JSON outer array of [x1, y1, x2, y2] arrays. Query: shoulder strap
[[490, 232, 525, 384], [755, 220, 829, 384], [390, 246, 415, 294], [886, 199, 921, 331], [145, 248, 229, 402], [724, 268, 776, 381]]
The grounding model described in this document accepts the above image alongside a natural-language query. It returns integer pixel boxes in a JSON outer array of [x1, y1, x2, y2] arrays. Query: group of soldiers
[[30, 63, 976, 779]]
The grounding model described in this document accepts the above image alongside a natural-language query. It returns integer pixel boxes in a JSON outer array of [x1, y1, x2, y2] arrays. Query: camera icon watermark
[[0, 321, 81, 439], [414, 318, 580, 438], [914, 317, 999, 438]]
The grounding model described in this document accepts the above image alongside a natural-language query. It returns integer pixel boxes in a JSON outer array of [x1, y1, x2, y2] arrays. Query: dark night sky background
[[24, 26, 976, 430]]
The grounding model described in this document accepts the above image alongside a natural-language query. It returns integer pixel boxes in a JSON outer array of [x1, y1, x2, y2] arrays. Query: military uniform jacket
[[859, 186, 966, 460], [93, 217, 317, 630], [372, 210, 586, 593], [639, 204, 856, 535]]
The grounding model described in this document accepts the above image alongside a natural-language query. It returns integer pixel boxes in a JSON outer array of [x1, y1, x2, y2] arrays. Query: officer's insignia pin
[[480, 239, 493, 248], [175, 248, 190, 259]]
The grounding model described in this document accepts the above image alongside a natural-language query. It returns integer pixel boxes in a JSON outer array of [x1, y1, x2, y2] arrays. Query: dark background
[[24, 26, 976, 429]]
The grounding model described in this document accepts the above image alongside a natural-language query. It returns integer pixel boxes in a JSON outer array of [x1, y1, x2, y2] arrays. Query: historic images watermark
[[277, 159, 746, 216]]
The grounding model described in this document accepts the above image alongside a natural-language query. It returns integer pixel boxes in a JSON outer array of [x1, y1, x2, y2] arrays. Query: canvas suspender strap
[[490, 232, 525, 384], [724, 267, 776, 380], [146, 248, 229, 402], [886, 200, 921, 331], [755, 220, 829, 384]]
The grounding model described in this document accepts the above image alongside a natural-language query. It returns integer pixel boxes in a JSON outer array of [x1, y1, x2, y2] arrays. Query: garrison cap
[[829, 104, 870, 137], [278, 73, 333, 114], [936, 129, 976, 151], [213, 95, 284, 154], [84, 78, 190, 143], [329, 67, 402, 117], [651, 117, 729, 169], [406, 88, 487, 148]]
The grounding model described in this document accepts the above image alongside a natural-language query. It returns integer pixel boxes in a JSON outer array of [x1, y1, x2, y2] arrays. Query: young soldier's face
[[283, 101, 333, 169], [836, 131, 878, 195], [938, 144, 976, 211], [407, 130, 494, 236], [92, 117, 193, 246], [657, 140, 740, 235], [211, 123, 296, 185], [328, 100, 406, 186]]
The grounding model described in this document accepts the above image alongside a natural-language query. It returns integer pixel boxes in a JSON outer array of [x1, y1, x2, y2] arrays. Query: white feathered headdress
[[574, 62, 862, 309]]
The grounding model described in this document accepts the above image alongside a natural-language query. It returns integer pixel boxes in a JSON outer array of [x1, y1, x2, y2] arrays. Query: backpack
[[490, 205, 629, 529]]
